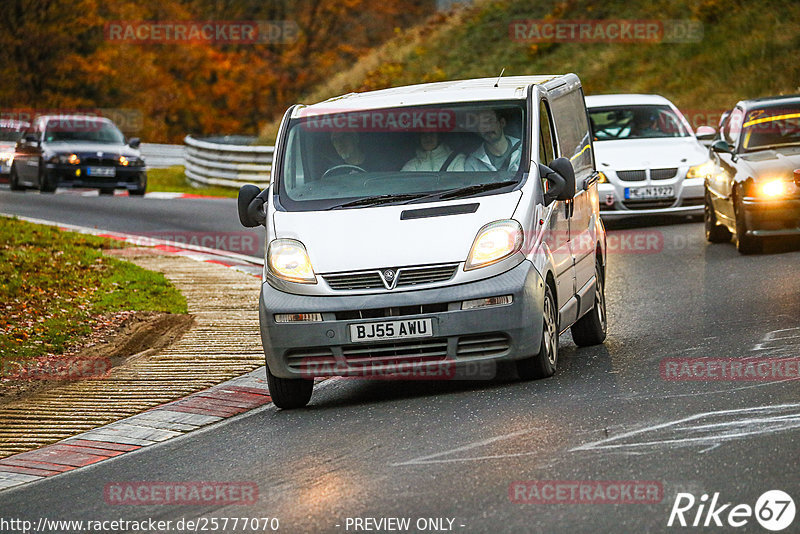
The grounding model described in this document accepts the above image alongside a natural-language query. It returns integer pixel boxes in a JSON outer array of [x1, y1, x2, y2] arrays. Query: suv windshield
[[588, 105, 690, 140], [44, 118, 126, 144], [278, 101, 528, 210], [740, 105, 800, 151]]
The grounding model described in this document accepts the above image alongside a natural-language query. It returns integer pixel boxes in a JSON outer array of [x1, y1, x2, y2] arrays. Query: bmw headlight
[[267, 239, 317, 284], [465, 220, 524, 271], [759, 179, 790, 198], [50, 153, 81, 164], [686, 160, 714, 180]]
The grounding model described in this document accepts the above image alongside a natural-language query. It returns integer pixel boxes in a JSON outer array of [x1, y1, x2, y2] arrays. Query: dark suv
[[10, 115, 146, 195]]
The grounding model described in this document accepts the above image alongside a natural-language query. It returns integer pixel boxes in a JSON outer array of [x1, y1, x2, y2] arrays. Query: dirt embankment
[[0, 311, 194, 406]]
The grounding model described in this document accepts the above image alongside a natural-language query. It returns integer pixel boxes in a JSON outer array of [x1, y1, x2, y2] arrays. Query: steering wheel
[[322, 164, 367, 179]]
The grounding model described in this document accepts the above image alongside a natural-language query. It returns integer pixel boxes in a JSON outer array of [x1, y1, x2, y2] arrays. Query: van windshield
[[278, 101, 528, 210]]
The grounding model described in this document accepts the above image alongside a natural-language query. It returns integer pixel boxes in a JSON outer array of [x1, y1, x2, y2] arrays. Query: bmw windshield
[[588, 105, 690, 140], [277, 101, 529, 211]]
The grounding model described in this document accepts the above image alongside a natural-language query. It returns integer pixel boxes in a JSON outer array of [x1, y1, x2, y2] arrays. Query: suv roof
[[738, 94, 800, 110], [294, 74, 575, 117], [584, 94, 675, 107]]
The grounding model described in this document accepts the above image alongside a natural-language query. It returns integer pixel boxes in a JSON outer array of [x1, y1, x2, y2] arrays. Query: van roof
[[295, 75, 574, 117]]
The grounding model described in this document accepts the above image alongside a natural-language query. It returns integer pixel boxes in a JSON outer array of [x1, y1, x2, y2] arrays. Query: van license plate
[[88, 166, 116, 177], [349, 318, 434, 342]]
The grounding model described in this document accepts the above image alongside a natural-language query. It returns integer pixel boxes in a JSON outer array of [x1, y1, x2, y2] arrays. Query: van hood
[[594, 137, 708, 170], [272, 192, 522, 273]]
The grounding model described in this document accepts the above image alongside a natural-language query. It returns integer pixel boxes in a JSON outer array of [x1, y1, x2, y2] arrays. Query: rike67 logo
[[668, 490, 795, 531]]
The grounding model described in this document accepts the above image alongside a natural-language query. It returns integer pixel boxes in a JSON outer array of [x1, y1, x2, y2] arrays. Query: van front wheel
[[570, 258, 607, 347], [516, 284, 558, 380], [266, 366, 313, 409]]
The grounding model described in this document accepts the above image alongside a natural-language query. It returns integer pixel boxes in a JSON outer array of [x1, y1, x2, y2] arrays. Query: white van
[[239, 74, 608, 408]]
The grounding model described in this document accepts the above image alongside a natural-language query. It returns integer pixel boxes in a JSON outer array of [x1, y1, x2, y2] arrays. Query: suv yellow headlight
[[465, 220, 524, 271], [267, 239, 317, 284], [759, 179, 789, 198]]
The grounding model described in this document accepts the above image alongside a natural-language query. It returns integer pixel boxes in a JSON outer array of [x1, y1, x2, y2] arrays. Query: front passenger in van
[[402, 132, 466, 172]]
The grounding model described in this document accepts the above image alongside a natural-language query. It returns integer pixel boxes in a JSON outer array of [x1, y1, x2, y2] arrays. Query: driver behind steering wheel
[[326, 131, 379, 176]]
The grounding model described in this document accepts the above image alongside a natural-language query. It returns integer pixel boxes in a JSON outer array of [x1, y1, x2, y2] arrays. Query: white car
[[585, 94, 714, 218]]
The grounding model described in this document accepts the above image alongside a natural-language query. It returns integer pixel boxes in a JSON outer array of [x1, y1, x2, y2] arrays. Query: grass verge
[[0, 217, 187, 363], [147, 166, 238, 198]]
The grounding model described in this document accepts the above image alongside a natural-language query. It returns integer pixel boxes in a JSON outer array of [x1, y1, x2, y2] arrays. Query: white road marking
[[391, 428, 536, 466], [571, 403, 800, 454]]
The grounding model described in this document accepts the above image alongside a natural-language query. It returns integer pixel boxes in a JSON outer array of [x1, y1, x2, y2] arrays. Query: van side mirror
[[238, 184, 267, 227], [128, 137, 141, 149], [540, 157, 575, 205], [711, 140, 733, 154], [549, 157, 576, 199]]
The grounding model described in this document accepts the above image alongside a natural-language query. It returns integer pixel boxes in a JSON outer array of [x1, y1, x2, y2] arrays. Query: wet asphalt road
[[0, 188, 798, 533]]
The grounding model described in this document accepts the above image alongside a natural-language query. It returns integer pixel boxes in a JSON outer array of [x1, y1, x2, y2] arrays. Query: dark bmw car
[[704, 95, 800, 253], [10, 115, 146, 195]]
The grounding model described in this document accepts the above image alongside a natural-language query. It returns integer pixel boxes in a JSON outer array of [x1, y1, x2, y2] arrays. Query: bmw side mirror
[[238, 184, 267, 227], [695, 126, 716, 141], [711, 140, 733, 154], [128, 137, 141, 149]]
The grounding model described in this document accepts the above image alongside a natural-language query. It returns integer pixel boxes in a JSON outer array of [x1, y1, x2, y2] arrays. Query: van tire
[[9, 164, 24, 191], [266, 366, 313, 409], [571, 258, 607, 346], [516, 283, 558, 380]]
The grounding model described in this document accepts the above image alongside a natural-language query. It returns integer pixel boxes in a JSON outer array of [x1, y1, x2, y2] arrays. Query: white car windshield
[[277, 102, 528, 211], [588, 105, 690, 140]]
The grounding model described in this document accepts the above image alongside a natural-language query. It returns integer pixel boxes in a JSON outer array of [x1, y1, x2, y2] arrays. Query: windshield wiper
[[326, 193, 427, 210], [434, 180, 519, 201]]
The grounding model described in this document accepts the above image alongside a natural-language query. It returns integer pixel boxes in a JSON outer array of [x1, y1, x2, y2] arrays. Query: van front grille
[[322, 263, 458, 291]]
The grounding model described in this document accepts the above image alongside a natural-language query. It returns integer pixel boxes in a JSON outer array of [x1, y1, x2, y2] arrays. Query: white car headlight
[[465, 220, 524, 271], [686, 160, 714, 180], [267, 239, 317, 284]]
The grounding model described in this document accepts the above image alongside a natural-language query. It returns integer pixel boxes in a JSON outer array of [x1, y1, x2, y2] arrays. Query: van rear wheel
[[516, 284, 558, 380], [266, 366, 313, 409]]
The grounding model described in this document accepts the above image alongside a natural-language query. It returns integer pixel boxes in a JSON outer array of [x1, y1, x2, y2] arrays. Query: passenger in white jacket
[[402, 132, 466, 172]]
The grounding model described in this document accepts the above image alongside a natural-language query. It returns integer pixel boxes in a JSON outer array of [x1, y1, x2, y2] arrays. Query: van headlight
[[465, 220, 523, 271], [267, 239, 317, 284]]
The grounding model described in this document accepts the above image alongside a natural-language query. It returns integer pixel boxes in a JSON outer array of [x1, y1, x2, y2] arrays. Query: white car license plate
[[624, 186, 674, 200], [349, 318, 434, 342], [88, 166, 116, 177]]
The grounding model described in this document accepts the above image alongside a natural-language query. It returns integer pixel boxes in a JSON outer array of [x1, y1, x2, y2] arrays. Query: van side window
[[549, 89, 593, 178], [539, 100, 556, 165]]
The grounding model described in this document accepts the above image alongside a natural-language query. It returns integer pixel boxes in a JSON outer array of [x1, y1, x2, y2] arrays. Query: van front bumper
[[259, 260, 546, 379]]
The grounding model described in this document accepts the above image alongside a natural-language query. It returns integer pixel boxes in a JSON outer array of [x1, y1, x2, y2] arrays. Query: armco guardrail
[[184, 135, 273, 189], [141, 143, 185, 169]]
